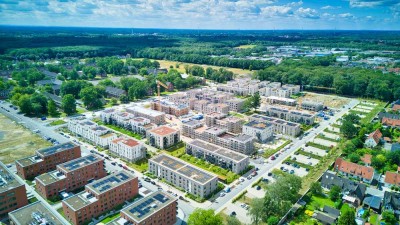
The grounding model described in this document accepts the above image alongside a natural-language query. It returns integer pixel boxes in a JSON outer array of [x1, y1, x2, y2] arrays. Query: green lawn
[[369, 213, 379, 225], [296, 149, 323, 160], [263, 139, 291, 158], [306, 142, 332, 151], [99, 212, 120, 224], [164, 142, 186, 157], [49, 120, 66, 126], [360, 101, 387, 124], [305, 195, 335, 211], [28, 197, 38, 204], [100, 123, 143, 140], [125, 157, 149, 173]]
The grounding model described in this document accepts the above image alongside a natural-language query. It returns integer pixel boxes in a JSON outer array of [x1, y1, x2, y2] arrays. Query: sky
[[0, 0, 399, 30]]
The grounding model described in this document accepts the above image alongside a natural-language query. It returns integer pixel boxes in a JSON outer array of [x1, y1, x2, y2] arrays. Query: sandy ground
[[298, 92, 351, 109], [0, 114, 51, 164]]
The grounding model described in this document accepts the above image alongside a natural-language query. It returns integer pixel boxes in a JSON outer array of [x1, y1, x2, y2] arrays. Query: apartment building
[[204, 103, 230, 115], [186, 140, 249, 174], [100, 109, 156, 135], [35, 154, 107, 199], [301, 100, 324, 111], [181, 120, 203, 138], [242, 120, 274, 143], [226, 98, 246, 112], [108, 191, 177, 225], [109, 136, 145, 162], [62, 171, 138, 225], [192, 100, 209, 112], [217, 78, 267, 96], [263, 106, 315, 125], [16, 142, 81, 180], [68, 118, 118, 148], [9, 202, 65, 225], [265, 96, 297, 106], [0, 162, 28, 217], [149, 154, 218, 198], [334, 158, 375, 184], [250, 114, 301, 137], [150, 100, 189, 117], [259, 82, 300, 98], [126, 106, 165, 125], [205, 113, 242, 134], [147, 126, 180, 149]]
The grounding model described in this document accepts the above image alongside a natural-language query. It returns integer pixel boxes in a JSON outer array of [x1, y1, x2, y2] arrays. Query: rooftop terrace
[[63, 191, 98, 211], [122, 191, 176, 223], [149, 126, 177, 136], [35, 171, 66, 186], [8, 202, 64, 225], [244, 120, 273, 130]]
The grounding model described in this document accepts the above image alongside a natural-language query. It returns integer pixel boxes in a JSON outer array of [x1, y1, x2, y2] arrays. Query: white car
[[220, 193, 225, 197]]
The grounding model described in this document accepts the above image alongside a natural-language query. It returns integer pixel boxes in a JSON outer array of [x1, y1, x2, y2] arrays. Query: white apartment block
[[301, 100, 324, 112], [250, 114, 301, 137], [147, 126, 180, 149], [204, 103, 230, 115], [186, 140, 249, 174], [126, 106, 165, 125], [259, 82, 300, 98], [109, 136, 145, 162], [262, 106, 315, 125], [242, 120, 274, 143], [217, 78, 268, 96], [149, 154, 218, 198], [226, 98, 246, 112]]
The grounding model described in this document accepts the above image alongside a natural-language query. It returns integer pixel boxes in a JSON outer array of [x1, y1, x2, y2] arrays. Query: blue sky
[[0, 0, 399, 30]]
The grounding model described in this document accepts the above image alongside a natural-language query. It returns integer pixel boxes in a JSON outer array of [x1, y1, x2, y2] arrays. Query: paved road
[[211, 99, 359, 213]]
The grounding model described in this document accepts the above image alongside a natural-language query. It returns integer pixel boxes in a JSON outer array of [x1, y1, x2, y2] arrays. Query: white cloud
[[296, 7, 319, 19], [260, 5, 293, 17], [321, 5, 341, 10], [338, 13, 355, 19]]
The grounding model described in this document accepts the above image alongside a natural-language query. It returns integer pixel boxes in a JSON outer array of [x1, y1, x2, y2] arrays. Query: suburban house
[[334, 158, 375, 184], [361, 154, 372, 166], [383, 171, 400, 188], [321, 171, 367, 206], [383, 191, 400, 219], [313, 206, 340, 225], [364, 129, 382, 148], [363, 187, 385, 213], [392, 99, 400, 111], [382, 117, 400, 128]]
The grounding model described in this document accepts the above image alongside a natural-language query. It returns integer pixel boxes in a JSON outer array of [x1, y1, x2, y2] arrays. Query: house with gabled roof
[[334, 158, 375, 184], [383, 191, 400, 219], [364, 129, 382, 148], [384, 171, 400, 188]]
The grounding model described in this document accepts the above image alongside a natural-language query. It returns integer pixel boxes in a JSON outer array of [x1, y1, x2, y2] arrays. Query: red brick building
[[0, 162, 28, 218], [15, 142, 81, 180], [62, 171, 138, 225], [35, 154, 107, 199], [110, 191, 177, 225]]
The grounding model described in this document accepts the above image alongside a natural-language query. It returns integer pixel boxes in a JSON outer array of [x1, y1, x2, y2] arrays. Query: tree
[[79, 86, 103, 109], [226, 216, 241, 225], [372, 154, 386, 170], [267, 216, 279, 225], [338, 209, 356, 225], [329, 185, 341, 201], [62, 94, 76, 115], [382, 211, 397, 225], [187, 209, 223, 225], [18, 94, 32, 115], [248, 198, 264, 225], [341, 121, 358, 138], [310, 182, 323, 196], [252, 92, 261, 110], [48, 100, 59, 117], [349, 153, 361, 163]]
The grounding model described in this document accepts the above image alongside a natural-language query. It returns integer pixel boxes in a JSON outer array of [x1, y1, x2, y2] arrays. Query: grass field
[[49, 119, 66, 126], [236, 44, 257, 49], [0, 114, 51, 164], [132, 58, 253, 75]]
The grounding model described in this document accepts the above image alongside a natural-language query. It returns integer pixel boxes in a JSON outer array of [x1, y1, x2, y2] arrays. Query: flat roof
[[37, 142, 77, 157], [149, 126, 177, 136], [244, 120, 273, 130], [112, 137, 141, 147], [122, 191, 176, 223], [99, 132, 117, 139], [86, 171, 135, 195], [16, 155, 43, 167], [58, 154, 102, 173], [182, 120, 203, 127], [8, 202, 66, 225], [63, 191, 98, 211], [0, 162, 24, 194], [250, 114, 301, 127], [128, 106, 165, 117], [35, 171, 66, 186], [231, 134, 254, 142], [151, 154, 217, 184], [189, 140, 247, 162]]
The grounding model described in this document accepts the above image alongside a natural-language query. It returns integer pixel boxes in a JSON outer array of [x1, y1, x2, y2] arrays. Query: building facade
[[147, 126, 180, 149], [149, 154, 218, 198], [263, 106, 315, 125], [126, 106, 165, 125], [109, 136, 145, 162], [35, 154, 107, 199], [301, 100, 324, 111], [250, 114, 301, 137], [16, 142, 81, 180], [242, 120, 274, 143]]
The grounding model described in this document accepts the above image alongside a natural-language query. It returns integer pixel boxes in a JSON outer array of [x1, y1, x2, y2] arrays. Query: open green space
[[296, 149, 323, 160], [49, 119, 66, 126], [97, 121, 143, 140], [98, 212, 120, 224], [163, 142, 186, 157]]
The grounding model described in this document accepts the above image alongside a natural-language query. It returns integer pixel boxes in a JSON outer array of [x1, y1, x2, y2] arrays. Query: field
[[235, 44, 257, 49], [132, 58, 253, 75], [0, 114, 51, 163], [298, 92, 351, 109]]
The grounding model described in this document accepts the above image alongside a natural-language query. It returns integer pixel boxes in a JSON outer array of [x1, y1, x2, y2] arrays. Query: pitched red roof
[[150, 125, 177, 136], [367, 129, 382, 144], [393, 104, 400, 111], [384, 171, 400, 186], [382, 117, 400, 127], [361, 154, 372, 165], [334, 158, 374, 180]]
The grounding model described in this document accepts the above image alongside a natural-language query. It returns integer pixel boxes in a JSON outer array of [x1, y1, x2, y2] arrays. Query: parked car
[[230, 211, 236, 217], [256, 186, 261, 190], [220, 192, 225, 197], [268, 172, 272, 176]]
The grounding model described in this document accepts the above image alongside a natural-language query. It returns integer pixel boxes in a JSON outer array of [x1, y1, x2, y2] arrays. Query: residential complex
[[126, 106, 165, 125], [149, 154, 218, 198], [259, 82, 300, 98], [0, 162, 28, 217], [265, 96, 297, 106], [68, 118, 117, 148], [226, 98, 246, 112], [217, 78, 267, 96], [109, 136, 146, 162], [301, 100, 324, 111], [242, 120, 274, 142], [334, 158, 375, 184], [147, 126, 180, 149], [205, 113, 243, 134], [108, 191, 177, 225], [16, 142, 81, 180], [150, 100, 189, 117], [250, 114, 301, 137], [186, 139, 249, 174], [9, 201, 65, 225], [62, 171, 138, 225], [35, 154, 107, 199], [262, 105, 315, 125]]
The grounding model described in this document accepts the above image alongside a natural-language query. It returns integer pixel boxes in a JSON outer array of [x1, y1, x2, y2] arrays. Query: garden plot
[[353, 107, 371, 113], [292, 154, 320, 166], [327, 126, 340, 133], [313, 138, 338, 147], [321, 132, 340, 140], [303, 146, 328, 157]]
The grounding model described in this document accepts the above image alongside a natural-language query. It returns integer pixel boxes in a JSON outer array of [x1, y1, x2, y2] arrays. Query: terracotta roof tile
[[150, 126, 177, 136], [384, 171, 400, 186], [361, 154, 372, 165], [334, 158, 374, 180], [382, 117, 400, 127], [367, 129, 382, 144]]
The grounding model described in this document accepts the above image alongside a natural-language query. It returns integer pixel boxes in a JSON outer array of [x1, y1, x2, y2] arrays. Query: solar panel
[[154, 193, 169, 203]]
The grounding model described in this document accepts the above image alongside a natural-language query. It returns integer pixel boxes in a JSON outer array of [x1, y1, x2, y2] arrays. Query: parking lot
[[353, 107, 371, 113], [327, 126, 340, 133], [355, 105, 374, 110], [279, 163, 309, 177], [303, 146, 328, 156], [321, 132, 340, 140], [313, 138, 338, 147], [292, 154, 320, 166]]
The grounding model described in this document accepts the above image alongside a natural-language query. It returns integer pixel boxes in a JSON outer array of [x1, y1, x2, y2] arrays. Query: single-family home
[[382, 191, 400, 219], [361, 154, 372, 166], [313, 206, 340, 225], [392, 99, 400, 111], [383, 171, 400, 188], [364, 129, 382, 148]]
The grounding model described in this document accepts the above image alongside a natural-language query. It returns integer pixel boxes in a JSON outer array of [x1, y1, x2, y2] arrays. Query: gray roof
[[37, 142, 77, 157], [323, 206, 340, 218], [8, 202, 66, 225], [315, 212, 336, 225], [321, 171, 366, 201], [383, 191, 400, 212], [0, 162, 25, 194], [363, 195, 382, 210], [378, 112, 400, 120]]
